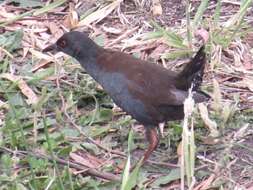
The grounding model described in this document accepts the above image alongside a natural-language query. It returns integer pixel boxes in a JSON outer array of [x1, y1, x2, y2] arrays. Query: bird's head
[[43, 31, 98, 59]]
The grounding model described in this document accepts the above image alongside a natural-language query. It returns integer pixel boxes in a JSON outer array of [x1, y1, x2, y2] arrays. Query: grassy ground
[[0, 0, 253, 189]]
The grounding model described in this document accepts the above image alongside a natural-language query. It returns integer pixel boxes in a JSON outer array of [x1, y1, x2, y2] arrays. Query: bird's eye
[[58, 39, 67, 48]]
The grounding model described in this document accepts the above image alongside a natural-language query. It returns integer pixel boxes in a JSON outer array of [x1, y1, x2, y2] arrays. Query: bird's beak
[[42, 44, 57, 53]]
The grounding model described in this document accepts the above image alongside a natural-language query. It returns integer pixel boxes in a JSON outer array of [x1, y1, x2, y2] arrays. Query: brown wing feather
[[96, 49, 187, 106]]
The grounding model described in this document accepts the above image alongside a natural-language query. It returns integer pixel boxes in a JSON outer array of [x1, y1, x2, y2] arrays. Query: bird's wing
[[96, 49, 207, 107], [124, 58, 209, 106], [128, 75, 208, 107], [125, 63, 189, 106]]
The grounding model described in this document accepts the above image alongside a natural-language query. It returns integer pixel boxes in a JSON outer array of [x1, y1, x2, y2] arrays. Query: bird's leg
[[142, 127, 159, 164], [130, 127, 159, 171], [158, 122, 165, 138]]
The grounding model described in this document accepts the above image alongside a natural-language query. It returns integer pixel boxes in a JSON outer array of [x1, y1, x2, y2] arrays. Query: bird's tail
[[178, 45, 206, 90]]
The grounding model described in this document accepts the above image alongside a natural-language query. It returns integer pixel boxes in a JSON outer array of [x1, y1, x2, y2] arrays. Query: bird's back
[[91, 48, 208, 125]]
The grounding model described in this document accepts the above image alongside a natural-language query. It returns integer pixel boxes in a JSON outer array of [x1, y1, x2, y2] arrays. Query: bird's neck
[[75, 47, 104, 81]]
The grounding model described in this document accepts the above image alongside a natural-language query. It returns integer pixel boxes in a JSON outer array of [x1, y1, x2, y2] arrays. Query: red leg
[[130, 127, 159, 171], [142, 127, 159, 164]]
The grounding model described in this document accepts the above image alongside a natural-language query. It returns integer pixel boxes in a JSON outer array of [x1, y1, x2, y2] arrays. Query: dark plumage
[[43, 31, 209, 166]]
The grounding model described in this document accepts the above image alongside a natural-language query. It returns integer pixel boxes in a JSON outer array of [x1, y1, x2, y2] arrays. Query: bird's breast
[[95, 70, 153, 124], [78, 59, 155, 124]]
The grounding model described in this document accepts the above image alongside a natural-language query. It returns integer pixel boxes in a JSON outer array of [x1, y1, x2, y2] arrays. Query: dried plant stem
[[0, 147, 121, 181]]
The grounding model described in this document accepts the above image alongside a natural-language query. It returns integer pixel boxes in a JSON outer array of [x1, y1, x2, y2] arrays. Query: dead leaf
[[242, 77, 253, 92], [195, 28, 209, 43], [102, 24, 122, 34], [63, 3, 79, 29], [105, 26, 139, 48], [78, 0, 122, 27], [31, 60, 53, 72], [198, 103, 219, 137], [200, 136, 220, 145], [70, 151, 104, 169], [234, 124, 249, 139], [0, 47, 13, 59], [22, 47, 30, 60], [152, 0, 163, 16], [242, 52, 253, 70], [29, 49, 54, 62], [0, 73, 38, 104], [149, 43, 167, 60], [193, 173, 216, 190], [86, 153, 105, 167], [244, 32, 253, 48], [70, 152, 95, 168], [47, 22, 63, 39]]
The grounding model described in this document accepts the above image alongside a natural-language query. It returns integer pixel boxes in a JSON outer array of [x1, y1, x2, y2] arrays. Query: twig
[[105, 26, 139, 47], [0, 46, 14, 58], [0, 147, 120, 182], [222, 0, 241, 6]]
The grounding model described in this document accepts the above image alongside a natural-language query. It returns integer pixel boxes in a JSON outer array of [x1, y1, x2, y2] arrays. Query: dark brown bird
[[43, 31, 209, 166]]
